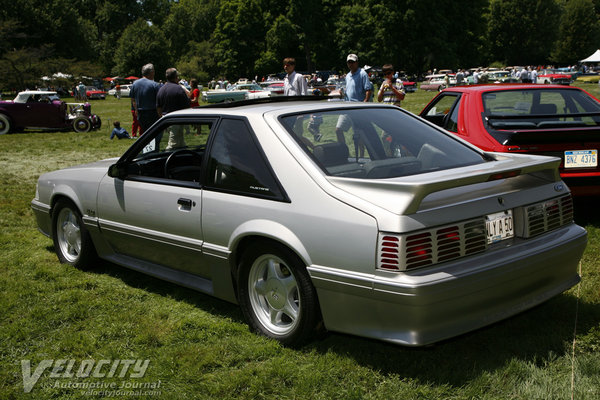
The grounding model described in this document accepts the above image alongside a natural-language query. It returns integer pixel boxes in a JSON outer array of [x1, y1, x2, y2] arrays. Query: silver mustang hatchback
[[31, 98, 587, 346]]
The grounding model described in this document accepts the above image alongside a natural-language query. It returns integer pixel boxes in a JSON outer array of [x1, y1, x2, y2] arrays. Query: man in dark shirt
[[130, 63, 161, 134], [156, 68, 191, 149], [156, 68, 190, 116]]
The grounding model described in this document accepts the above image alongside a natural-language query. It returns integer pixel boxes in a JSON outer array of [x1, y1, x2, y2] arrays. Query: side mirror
[[108, 163, 127, 180]]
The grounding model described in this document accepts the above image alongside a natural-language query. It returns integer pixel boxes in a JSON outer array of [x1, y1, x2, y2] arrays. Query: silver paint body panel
[[31, 101, 586, 345]]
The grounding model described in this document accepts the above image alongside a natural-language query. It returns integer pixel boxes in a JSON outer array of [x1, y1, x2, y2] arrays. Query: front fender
[[49, 184, 86, 215]]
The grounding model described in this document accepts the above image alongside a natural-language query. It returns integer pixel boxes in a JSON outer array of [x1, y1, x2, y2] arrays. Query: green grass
[[1, 90, 599, 399]]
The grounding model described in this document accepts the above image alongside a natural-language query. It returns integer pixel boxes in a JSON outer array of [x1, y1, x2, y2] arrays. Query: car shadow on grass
[[54, 252, 246, 324], [306, 293, 599, 387], [574, 197, 600, 227]]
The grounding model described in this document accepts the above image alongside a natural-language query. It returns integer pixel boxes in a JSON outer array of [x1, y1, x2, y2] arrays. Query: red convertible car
[[419, 84, 600, 196], [0, 90, 102, 134], [84, 86, 107, 100]]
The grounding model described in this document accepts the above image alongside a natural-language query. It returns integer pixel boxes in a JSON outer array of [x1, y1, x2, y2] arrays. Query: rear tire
[[0, 113, 12, 134], [51, 199, 97, 269], [237, 241, 321, 346]]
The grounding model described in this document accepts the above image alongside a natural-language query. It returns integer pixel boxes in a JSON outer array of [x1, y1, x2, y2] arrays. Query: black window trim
[[114, 115, 219, 188], [201, 116, 290, 203]]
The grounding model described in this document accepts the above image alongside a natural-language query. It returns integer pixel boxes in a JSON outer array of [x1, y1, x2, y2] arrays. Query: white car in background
[[107, 84, 132, 98]]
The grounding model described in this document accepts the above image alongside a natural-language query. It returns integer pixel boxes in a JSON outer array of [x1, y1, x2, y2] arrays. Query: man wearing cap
[[344, 54, 373, 102], [335, 53, 374, 143]]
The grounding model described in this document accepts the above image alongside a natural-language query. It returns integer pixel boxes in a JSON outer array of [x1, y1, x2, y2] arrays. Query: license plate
[[564, 150, 597, 168], [486, 210, 514, 244]]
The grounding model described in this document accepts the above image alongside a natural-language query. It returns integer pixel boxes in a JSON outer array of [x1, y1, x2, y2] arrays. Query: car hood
[[41, 158, 118, 181], [62, 158, 118, 171], [326, 153, 562, 215]]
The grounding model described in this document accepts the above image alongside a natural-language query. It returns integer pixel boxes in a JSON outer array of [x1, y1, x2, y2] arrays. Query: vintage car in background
[[32, 97, 586, 347], [536, 70, 572, 85], [85, 86, 107, 100], [420, 74, 456, 91], [420, 84, 600, 196], [400, 78, 417, 92], [201, 83, 271, 103], [264, 82, 284, 96], [464, 70, 517, 85], [488, 70, 519, 83], [0, 90, 101, 134], [107, 84, 132, 98]]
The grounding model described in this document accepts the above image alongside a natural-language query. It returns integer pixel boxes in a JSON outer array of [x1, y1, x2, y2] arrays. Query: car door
[[97, 118, 214, 278]]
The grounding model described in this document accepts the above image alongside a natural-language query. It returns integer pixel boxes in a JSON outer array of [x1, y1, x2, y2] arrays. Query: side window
[[423, 94, 460, 129], [446, 101, 460, 133], [206, 119, 283, 199], [129, 121, 212, 182]]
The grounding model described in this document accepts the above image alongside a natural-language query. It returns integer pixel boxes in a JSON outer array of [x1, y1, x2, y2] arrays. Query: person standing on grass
[[283, 57, 308, 96], [189, 79, 200, 107], [156, 68, 191, 150], [130, 63, 161, 134], [130, 98, 140, 137], [377, 64, 405, 107], [335, 53, 373, 143]]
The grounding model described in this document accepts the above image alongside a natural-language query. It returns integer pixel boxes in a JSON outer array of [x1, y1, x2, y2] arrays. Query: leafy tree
[[256, 15, 300, 74], [552, 0, 600, 64], [0, 0, 97, 60], [335, 3, 380, 68], [212, 0, 269, 79], [162, 0, 220, 61], [0, 46, 53, 91], [487, 0, 561, 65], [113, 19, 170, 78], [176, 40, 218, 84], [94, 0, 144, 72]]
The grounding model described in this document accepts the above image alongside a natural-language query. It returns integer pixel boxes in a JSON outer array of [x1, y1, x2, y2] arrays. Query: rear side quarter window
[[205, 118, 285, 200]]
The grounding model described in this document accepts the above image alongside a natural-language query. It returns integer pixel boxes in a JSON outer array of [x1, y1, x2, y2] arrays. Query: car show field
[[1, 86, 599, 399]]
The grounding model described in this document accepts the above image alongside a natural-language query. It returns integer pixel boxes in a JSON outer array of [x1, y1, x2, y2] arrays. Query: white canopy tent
[[580, 49, 600, 63]]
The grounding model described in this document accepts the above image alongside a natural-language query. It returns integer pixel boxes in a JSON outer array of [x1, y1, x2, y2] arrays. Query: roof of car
[[168, 96, 393, 117], [440, 83, 581, 94], [17, 90, 58, 96], [13, 90, 59, 103]]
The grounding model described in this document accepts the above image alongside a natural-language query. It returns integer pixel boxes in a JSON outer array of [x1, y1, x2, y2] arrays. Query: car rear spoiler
[[328, 154, 561, 215]]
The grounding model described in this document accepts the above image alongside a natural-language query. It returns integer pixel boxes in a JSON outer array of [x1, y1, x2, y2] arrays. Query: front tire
[[73, 116, 91, 133], [51, 199, 97, 269], [237, 242, 321, 346], [0, 113, 12, 134]]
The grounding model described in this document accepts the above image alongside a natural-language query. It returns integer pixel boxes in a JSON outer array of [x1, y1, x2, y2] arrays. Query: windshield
[[280, 107, 486, 179]]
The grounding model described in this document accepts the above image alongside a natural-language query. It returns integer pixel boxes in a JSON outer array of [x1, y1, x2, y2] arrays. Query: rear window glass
[[280, 107, 486, 179], [483, 89, 600, 129]]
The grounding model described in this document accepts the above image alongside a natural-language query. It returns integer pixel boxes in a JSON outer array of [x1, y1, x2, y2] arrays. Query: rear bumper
[[309, 223, 587, 346]]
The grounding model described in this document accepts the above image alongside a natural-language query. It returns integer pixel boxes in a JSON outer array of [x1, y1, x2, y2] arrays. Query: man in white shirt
[[283, 57, 308, 95], [530, 67, 538, 84]]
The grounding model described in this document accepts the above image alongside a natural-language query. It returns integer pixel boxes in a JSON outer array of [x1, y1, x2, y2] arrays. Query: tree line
[[1, 0, 599, 90]]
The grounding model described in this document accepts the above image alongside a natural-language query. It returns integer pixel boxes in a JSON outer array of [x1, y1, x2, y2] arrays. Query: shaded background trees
[[1, 0, 600, 90]]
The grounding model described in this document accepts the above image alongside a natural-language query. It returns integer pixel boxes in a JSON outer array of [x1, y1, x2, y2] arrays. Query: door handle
[[177, 198, 194, 211]]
